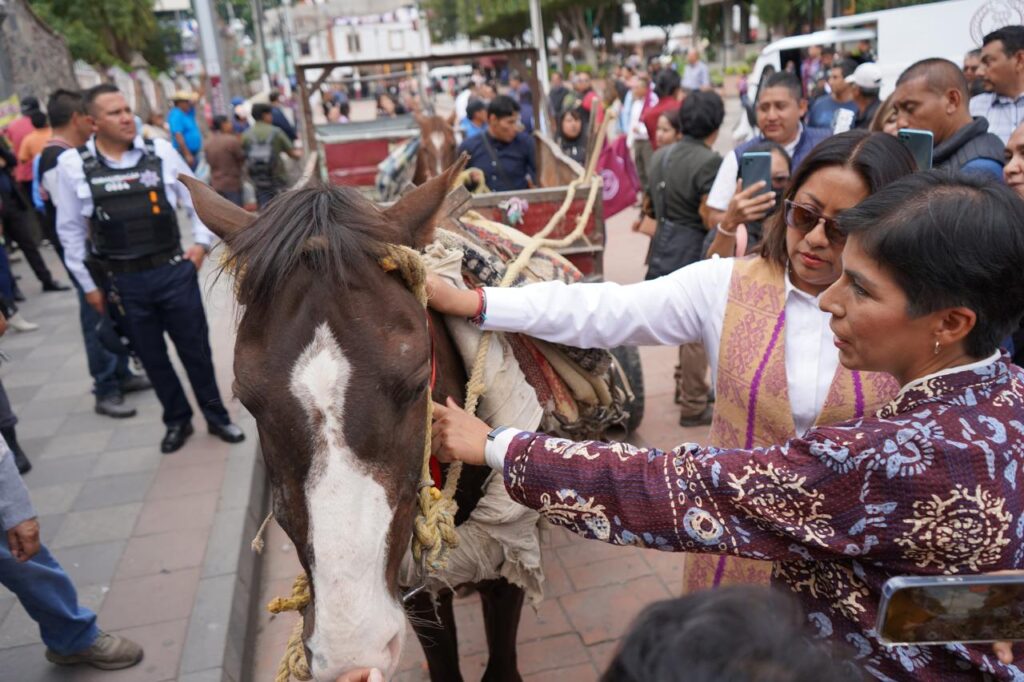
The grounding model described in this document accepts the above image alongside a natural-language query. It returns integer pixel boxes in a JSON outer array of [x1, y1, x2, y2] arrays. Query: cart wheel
[[611, 345, 645, 432]]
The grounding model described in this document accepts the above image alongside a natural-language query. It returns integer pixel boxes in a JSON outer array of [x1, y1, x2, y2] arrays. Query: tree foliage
[[28, 0, 161, 67], [634, 0, 687, 30]]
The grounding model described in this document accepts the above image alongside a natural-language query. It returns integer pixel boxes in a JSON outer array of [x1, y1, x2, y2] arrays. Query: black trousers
[[112, 258, 230, 427], [0, 194, 56, 288]]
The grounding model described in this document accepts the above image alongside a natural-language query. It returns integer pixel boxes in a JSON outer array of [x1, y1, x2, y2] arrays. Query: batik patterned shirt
[[502, 354, 1024, 680]]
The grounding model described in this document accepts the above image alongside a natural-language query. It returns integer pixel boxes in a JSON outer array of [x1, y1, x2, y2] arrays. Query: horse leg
[[478, 578, 526, 682], [406, 589, 464, 682]]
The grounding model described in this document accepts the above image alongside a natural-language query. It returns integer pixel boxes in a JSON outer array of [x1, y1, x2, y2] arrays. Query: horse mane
[[221, 183, 404, 311]]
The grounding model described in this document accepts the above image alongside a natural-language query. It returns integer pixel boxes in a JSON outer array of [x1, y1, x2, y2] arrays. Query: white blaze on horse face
[[430, 131, 445, 176], [290, 323, 405, 680]]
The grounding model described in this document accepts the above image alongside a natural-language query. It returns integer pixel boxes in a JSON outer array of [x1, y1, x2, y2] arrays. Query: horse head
[[414, 112, 458, 183], [180, 158, 465, 680]]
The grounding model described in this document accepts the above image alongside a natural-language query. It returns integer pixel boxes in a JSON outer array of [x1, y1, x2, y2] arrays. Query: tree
[[634, 0, 688, 44], [28, 0, 161, 67]]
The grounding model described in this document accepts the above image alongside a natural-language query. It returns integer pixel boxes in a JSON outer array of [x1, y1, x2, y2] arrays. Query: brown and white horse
[[412, 112, 458, 185], [180, 164, 524, 681]]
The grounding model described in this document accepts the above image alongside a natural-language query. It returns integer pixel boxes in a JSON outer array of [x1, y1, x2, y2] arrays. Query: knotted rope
[[260, 114, 610, 681]]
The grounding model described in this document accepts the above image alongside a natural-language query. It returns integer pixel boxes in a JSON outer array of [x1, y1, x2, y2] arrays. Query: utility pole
[[251, 0, 272, 91], [0, 0, 13, 101], [528, 0, 551, 135], [193, 0, 230, 116]]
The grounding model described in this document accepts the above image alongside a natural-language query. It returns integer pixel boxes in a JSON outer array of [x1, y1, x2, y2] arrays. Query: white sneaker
[[8, 314, 39, 332]]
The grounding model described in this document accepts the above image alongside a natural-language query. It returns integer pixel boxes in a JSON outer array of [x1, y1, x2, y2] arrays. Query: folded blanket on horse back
[[429, 211, 633, 440]]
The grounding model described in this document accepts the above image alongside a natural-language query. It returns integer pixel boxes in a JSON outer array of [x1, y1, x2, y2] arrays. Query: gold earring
[[934, 340, 941, 356]]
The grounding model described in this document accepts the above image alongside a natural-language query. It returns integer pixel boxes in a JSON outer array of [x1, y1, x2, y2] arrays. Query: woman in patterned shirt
[[432, 172, 1024, 680]]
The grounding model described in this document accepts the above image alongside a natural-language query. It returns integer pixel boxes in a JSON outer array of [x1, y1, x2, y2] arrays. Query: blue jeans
[[0, 535, 98, 654], [114, 259, 229, 427], [76, 286, 132, 399]]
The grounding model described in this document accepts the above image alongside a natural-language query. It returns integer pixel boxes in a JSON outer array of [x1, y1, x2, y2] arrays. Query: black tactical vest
[[80, 139, 181, 260]]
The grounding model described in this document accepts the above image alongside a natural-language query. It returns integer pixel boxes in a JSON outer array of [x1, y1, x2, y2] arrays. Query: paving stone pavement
[[0, 242, 255, 682]]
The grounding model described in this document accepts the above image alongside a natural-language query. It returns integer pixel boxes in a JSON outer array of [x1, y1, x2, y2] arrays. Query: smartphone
[[897, 128, 935, 170], [740, 152, 772, 196], [876, 574, 1024, 646], [832, 108, 855, 134]]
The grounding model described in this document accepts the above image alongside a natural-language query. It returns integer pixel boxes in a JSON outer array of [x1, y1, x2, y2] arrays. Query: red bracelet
[[470, 288, 487, 325]]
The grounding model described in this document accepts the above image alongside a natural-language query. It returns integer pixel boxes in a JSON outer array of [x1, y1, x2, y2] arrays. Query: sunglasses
[[784, 200, 846, 245]]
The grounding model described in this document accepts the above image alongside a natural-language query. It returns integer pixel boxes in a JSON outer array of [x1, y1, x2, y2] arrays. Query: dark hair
[[466, 99, 487, 120], [338, 101, 350, 118], [557, 107, 585, 141], [678, 90, 724, 140], [655, 69, 682, 98], [84, 83, 120, 114], [966, 47, 982, 59], [269, 91, 281, 103], [833, 59, 856, 80], [487, 94, 520, 119], [983, 25, 1024, 56], [839, 171, 1024, 357], [601, 587, 864, 682], [758, 130, 916, 268], [896, 58, 969, 100], [212, 114, 229, 130], [29, 110, 48, 129], [759, 71, 803, 103], [47, 89, 85, 128], [660, 107, 681, 134], [251, 103, 272, 121]]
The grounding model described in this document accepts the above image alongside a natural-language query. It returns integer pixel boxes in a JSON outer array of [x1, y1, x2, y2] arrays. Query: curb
[[178, 415, 267, 682]]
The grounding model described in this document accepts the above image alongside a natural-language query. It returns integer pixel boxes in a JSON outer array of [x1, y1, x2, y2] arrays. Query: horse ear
[[384, 153, 468, 248], [177, 174, 257, 240]]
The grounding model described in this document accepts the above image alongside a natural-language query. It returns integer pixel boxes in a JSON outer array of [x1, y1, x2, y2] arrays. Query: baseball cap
[[20, 96, 40, 114], [846, 62, 882, 90]]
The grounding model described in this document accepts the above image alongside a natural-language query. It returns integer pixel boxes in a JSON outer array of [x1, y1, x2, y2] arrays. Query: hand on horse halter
[[335, 668, 384, 682], [424, 273, 480, 318], [431, 397, 489, 466]]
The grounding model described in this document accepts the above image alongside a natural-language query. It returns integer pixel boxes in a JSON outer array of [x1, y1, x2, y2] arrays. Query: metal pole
[[528, 0, 551, 135], [193, 0, 229, 116], [251, 0, 272, 92], [282, 0, 300, 89]]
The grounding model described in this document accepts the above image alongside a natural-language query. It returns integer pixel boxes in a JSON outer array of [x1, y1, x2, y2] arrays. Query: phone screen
[[878, 575, 1024, 645], [897, 128, 935, 171], [832, 108, 855, 134], [740, 152, 773, 197]]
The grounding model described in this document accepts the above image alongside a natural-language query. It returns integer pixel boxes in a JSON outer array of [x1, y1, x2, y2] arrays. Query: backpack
[[246, 130, 277, 188]]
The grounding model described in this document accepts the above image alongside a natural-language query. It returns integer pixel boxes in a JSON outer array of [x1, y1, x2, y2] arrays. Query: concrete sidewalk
[[0, 245, 260, 682]]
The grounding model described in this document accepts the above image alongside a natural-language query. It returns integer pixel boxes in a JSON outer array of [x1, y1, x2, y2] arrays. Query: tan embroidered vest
[[684, 256, 898, 593]]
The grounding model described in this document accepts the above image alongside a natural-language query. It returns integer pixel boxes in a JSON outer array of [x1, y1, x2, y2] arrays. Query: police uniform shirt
[[54, 135, 215, 294]]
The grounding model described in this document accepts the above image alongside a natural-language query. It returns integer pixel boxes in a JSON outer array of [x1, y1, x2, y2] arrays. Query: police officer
[[54, 84, 245, 453]]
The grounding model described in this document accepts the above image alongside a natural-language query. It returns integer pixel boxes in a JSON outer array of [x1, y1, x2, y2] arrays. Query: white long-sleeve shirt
[[482, 256, 839, 438], [54, 135, 214, 293]]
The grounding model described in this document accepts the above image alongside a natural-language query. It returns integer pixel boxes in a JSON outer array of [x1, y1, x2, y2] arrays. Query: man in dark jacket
[[268, 91, 297, 142], [458, 95, 536, 192], [893, 58, 1004, 179]]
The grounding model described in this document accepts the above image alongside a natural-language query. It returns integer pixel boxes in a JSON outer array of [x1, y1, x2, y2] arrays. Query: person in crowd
[[806, 59, 858, 129], [376, 92, 402, 118], [460, 100, 488, 141], [705, 140, 791, 257], [548, 71, 569, 120], [557, 108, 587, 165], [243, 103, 301, 209], [268, 91, 298, 142], [458, 95, 536, 192], [850, 38, 876, 65], [706, 71, 829, 230], [642, 91, 725, 427], [800, 44, 823, 97], [847, 62, 883, 129], [455, 74, 484, 124], [613, 65, 633, 102], [0, 239, 35, 332], [970, 25, 1024, 144], [518, 87, 535, 134], [1000, 120, 1024, 367], [603, 587, 860, 682], [204, 115, 246, 207], [869, 93, 899, 135], [964, 48, 987, 97], [54, 84, 246, 453], [0, 135, 69, 294], [621, 74, 658, 190], [16, 110, 51, 182], [431, 170, 1024, 680], [328, 101, 351, 124], [232, 98, 250, 134], [167, 91, 202, 170], [653, 109, 682, 149], [682, 48, 711, 91], [141, 112, 170, 141], [893, 57, 1005, 178], [567, 72, 600, 126], [426, 130, 915, 596], [809, 47, 838, 99], [642, 69, 685, 150], [37, 89, 150, 419], [5, 96, 40, 199], [0, 384, 145, 669]]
